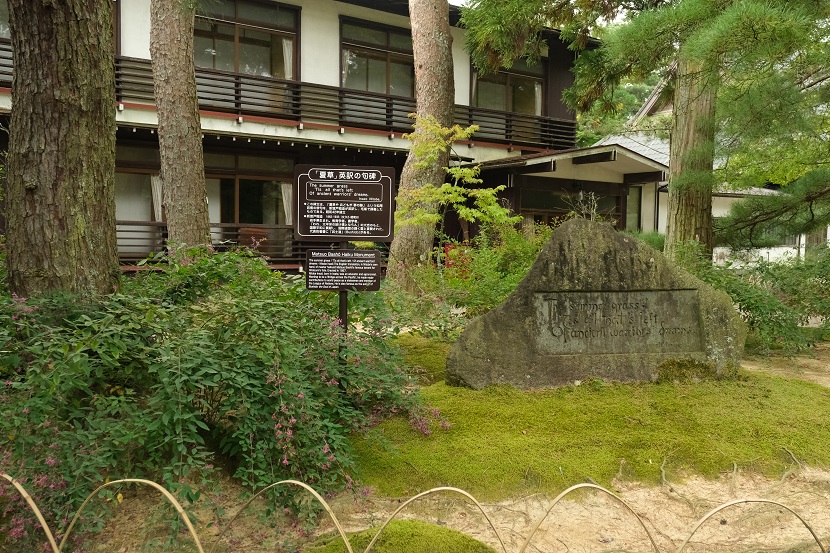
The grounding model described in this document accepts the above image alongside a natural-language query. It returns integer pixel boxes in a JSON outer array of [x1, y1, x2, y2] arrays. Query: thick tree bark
[[387, 0, 455, 292], [150, 0, 211, 247], [5, 0, 118, 297], [665, 55, 718, 261]]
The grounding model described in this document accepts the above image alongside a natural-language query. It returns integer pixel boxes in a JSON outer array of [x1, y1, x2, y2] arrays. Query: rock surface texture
[[446, 219, 746, 389]]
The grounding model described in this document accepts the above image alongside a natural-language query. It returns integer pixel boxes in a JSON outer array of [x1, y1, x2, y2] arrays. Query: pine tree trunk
[[387, 0, 455, 292], [150, 0, 211, 248], [5, 0, 118, 297], [664, 55, 718, 262]]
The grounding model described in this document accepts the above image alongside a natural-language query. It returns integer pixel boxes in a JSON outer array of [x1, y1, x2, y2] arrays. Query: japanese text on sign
[[294, 165, 395, 242]]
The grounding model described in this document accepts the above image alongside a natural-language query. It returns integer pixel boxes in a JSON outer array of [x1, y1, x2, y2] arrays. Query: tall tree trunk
[[387, 0, 455, 292], [150, 0, 211, 247], [664, 55, 718, 262], [5, 0, 118, 297]]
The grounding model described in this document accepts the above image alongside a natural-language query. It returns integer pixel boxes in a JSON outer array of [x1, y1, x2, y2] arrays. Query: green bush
[[625, 229, 665, 252], [0, 248, 423, 551], [404, 223, 551, 323], [681, 245, 830, 353]]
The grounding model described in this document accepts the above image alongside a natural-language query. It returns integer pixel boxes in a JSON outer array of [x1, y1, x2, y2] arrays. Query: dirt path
[[321, 467, 830, 553], [742, 343, 830, 388]]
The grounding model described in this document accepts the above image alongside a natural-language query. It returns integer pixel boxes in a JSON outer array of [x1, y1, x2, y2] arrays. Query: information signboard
[[305, 249, 381, 292], [294, 165, 395, 242]]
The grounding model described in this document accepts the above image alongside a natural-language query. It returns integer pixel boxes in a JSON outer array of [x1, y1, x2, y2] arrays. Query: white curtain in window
[[282, 38, 293, 80], [341, 50, 352, 87], [280, 182, 293, 225], [534, 82, 543, 116], [150, 175, 164, 222]]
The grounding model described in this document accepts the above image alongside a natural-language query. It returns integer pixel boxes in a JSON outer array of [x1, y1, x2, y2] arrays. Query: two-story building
[[0, 0, 666, 265]]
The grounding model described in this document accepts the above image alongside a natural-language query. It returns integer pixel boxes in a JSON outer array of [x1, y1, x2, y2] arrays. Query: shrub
[[678, 244, 829, 353], [0, 248, 421, 551], [625, 230, 665, 252], [403, 223, 552, 325]]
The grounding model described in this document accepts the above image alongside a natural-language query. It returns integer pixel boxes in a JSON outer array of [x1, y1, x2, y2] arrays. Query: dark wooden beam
[[481, 159, 555, 175], [624, 171, 666, 184], [517, 175, 623, 195], [571, 150, 616, 164], [512, 160, 555, 174]]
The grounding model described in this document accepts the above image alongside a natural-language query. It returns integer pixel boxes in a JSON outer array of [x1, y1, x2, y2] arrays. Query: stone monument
[[446, 219, 746, 389]]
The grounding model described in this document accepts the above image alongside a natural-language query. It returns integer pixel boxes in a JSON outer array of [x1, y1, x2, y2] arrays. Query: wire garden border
[[1, 474, 827, 553]]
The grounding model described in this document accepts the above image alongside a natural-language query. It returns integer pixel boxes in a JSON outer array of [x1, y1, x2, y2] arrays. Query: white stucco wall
[[289, 0, 414, 87], [119, 0, 151, 59], [206, 178, 222, 223], [451, 26, 470, 106], [712, 195, 740, 217], [639, 182, 658, 233], [656, 191, 667, 233], [205, 178, 224, 244], [655, 193, 741, 234]]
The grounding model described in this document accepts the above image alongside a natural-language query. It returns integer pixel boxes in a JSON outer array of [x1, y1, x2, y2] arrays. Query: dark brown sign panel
[[305, 249, 381, 291], [294, 165, 395, 242]]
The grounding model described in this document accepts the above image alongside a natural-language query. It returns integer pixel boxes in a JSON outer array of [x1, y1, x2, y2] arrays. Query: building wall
[[639, 182, 658, 233], [113, 0, 519, 163], [120, 0, 151, 59], [652, 190, 805, 263], [118, 0, 473, 101]]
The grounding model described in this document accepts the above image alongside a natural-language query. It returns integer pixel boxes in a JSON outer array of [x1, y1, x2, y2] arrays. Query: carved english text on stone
[[535, 290, 703, 354]]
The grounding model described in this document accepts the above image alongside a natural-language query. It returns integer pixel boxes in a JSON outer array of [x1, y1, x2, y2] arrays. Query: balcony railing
[[117, 220, 333, 267], [114, 56, 576, 150], [0, 41, 574, 150]]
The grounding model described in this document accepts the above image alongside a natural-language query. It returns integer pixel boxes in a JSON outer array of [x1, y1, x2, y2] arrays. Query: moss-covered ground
[[306, 519, 496, 553], [352, 336, 830, 502], [393, 333, 452, 384]]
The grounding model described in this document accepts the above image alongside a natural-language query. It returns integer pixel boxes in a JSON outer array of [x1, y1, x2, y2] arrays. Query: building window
[[340, 19, 414, 97], [473, 58, 545, 115], [195, 0, 297, 79]]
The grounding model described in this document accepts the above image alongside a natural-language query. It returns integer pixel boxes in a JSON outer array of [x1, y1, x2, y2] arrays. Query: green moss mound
[[394, 333, 451, 385], [352, 373, 830, 502], [306, 519, 496, 553], [655, 357, 738, 382]]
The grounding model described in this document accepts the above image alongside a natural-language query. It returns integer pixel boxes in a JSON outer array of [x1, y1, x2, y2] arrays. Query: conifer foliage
[[462, 0, 830, 257]]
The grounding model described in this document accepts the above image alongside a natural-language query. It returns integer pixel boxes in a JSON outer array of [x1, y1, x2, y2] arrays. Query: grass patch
[[306, 519, 496, 552], [394, 333, 452, 385], [352, 372, 830, 501]]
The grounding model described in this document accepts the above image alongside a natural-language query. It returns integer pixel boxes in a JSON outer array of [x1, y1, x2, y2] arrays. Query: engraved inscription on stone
[[535, 290, 703, 354]]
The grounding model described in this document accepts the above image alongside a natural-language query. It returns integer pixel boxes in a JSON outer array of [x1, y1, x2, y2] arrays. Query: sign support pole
[[338, 241, 349, 333]]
